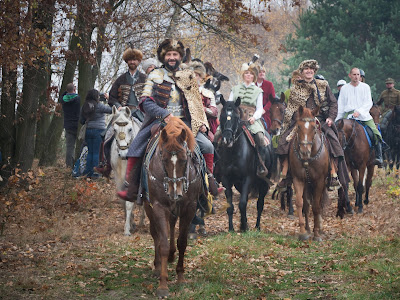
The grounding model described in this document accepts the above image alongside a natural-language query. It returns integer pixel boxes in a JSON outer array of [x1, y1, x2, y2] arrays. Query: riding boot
[[374, 141, 383, 168], [203, 153, 219, 197], [256, 146, 269, 180], [117, 157, 142, 203]]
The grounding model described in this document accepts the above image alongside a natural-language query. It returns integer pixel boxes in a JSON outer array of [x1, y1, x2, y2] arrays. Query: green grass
[[50, 231, 400, 299]]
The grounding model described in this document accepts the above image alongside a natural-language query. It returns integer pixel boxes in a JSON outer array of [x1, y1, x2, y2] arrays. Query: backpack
[[82, 99, 97, 120]]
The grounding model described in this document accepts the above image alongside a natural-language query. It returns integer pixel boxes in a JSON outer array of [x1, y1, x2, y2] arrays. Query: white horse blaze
[[304, 121, 309, 129], [171, 155, 178, 191]]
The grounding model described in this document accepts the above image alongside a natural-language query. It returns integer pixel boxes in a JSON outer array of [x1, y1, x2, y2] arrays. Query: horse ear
[[235, 97, 241, 107], [161, 129, 168, 143], [336, 119, 343, 130], [298, 105, 304, 116], [178, 128, 187, 144], [220, 94, 226, 106], [280, 92, 285, 103], [112, 105, 117, 115], [125, 106, 131, 118], [312, 106, 320, 117]]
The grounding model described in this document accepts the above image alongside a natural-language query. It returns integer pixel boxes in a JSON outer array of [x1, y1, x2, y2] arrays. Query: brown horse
[[336, 105, 380, 213], [289, 106, 330, 241], [269, 92, 286, 136], [143, 117, 202, 298]]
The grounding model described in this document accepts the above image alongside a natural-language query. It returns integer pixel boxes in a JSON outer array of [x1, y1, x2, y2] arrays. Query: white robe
[[335, 81, 373, 122]]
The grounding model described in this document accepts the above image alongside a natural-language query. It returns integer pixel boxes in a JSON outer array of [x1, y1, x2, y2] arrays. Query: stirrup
[[277, 176, 289, 192], [327, 176, 341, 191]]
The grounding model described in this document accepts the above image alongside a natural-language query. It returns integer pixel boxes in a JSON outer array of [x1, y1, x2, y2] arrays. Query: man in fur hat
[[95, 47, 147, 178], [117, 39, 219, 203], [276, 59, 348, 191]]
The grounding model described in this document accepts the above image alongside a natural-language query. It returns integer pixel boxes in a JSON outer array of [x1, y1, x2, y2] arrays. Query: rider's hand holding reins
[[326, 117, 333, 127], [248, 117, 255, 125]]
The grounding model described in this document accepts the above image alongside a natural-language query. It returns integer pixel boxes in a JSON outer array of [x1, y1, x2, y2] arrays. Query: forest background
[[1, 0, 400, 175]]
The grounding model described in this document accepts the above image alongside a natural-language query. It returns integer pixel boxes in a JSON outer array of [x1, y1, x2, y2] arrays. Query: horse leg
[[312, 183, 325, 242], [364, 164, 375, 205], [223, 178, 235, 231], [356, 167, 366, 213], [168, 215, 177, 263], [256, 183, 269, 230], [239, 177, 251, 232], [176, 206, 196, 284], [287, 186, 295, 219], [293, 179, 308, 240], [303, 188, 311, 234], [138, 205, 145, 227], [124, 201, 134, 236], [336, 187, 345, 219], [144, 205, 161, 277]]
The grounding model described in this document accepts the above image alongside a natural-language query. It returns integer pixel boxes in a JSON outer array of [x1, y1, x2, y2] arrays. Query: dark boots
[[117, 157, 143, 203], [94, 161, 112, 178], [256, 146, 269, 180], [94, 139, 112, 178], [374, 141, 383, 168]]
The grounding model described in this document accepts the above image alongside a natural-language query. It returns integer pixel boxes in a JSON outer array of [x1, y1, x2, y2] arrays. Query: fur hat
[[241, 63, 258, 82], [256, 62, 266, 73], [189, 61, 207, 79], [298, 59, 319, 73], [122, 48, 143, 62], [157, 39, 185, 64]]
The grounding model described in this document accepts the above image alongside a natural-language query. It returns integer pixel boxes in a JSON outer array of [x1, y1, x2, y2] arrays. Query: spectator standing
[[61, 83, 80, 168], [80, 89, 112, 178]]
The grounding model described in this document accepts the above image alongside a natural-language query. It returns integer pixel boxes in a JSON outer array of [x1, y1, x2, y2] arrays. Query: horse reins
[[293, 117, 326, 184], [114, 120, 134, 154]]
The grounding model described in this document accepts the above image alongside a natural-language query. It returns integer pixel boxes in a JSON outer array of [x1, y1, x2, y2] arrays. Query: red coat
[[257, 80, 276, 130]]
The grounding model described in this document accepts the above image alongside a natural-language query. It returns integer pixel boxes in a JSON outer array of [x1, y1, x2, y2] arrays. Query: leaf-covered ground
[[0, 162, 399, 299]]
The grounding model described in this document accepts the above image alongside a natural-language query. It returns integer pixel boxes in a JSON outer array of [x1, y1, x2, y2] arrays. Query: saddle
[[356, 120, 375, 148], [241, 124, 271, 148]]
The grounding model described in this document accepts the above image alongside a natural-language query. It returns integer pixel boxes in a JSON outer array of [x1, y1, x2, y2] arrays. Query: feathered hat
[[189, 60, 207, 79], [241, 54, 260, 82], [122, 47, 143, 62], [157, 39, 185, 64]]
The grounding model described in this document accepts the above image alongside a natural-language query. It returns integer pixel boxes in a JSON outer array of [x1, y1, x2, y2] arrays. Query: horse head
[[159, 117, 195, 201], [220, 96, 242, 147], [112, 106, 134, 155], [370, 105, 381, 125], [269, 92, 286, 135], [295, 106, 320, 160]]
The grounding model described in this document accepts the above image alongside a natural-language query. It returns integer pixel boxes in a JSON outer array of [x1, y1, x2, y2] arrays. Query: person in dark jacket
[[61, 83, 81, 168], [80, 89, 112, 178]]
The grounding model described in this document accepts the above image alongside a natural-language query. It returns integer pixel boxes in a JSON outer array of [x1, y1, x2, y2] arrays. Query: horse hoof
[[156, 287, 169, 298], [168, 254, 175, 263], [287, 214, 295, 220], [298, 233, 310, 241], [357, 207, 363, 214], [197, 228, 207, 236], [188, 233, 197, 240], [123, 232, 131, 236], [346, 208, 354, 215], [364, 199, 369, 205], [313, 236, 323, 242]]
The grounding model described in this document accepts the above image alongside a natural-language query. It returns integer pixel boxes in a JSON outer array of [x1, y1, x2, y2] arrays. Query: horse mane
[[161, 117, 196, 152]]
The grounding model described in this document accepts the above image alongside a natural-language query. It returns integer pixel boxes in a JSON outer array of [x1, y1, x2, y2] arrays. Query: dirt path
[[0, 165, 399, 299]]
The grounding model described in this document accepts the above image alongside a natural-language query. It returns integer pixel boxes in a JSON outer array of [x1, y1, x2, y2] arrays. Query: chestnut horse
[[289, 106, 330, 241], [269, 93, 295, 217], [143, 117, 202, 298], [336, 105, 380, 213]]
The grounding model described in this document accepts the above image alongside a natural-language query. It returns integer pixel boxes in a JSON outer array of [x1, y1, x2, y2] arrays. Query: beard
[[128, 63, 138, 72], [165, 59, 181, 71]]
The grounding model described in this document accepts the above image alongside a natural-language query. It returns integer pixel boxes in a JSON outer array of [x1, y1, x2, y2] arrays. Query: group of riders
[[93, 38, 399, 208]]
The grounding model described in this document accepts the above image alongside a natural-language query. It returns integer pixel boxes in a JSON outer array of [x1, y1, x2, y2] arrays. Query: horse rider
[[228, 61, 271, 181], [334, 79, 346, 100], [284, 69, 302, 104], [359, 69, 366, 83], [335, 67, 383, 167], [277, 59, 346, 191], [187, 60, 219, 141], [117, 39, 219, 203], [377, 78, 400, 133], [255, 63, 276, 131], [94, 47, 147, 178]]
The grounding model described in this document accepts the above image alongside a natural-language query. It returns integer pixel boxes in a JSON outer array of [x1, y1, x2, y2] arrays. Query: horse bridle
[[338, 119, 357, 150], [221, 108, 244, 144], [293, 117, 325, 165], [114, 121, 133, 151]]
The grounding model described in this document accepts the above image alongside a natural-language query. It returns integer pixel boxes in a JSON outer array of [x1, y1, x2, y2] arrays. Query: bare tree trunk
[[39, 35, 79, 166], [15, 0, 56, 171], [0, 65, 17, 165], [165, 2, 182, 39]]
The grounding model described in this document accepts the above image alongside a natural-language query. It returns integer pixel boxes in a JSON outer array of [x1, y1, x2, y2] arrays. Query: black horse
[[383, 105, 400, 175], [215, 97, 274, 231]]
